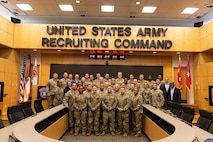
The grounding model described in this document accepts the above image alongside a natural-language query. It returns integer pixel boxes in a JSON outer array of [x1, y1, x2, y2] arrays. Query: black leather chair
[[163, 101, 173, 111], [207, 114, 213, 134], [0, 119, 4, 129], [22, 101, 34, 117], [7, 104, 25, 124], [180, 106, 194, 123], [34, 99, 44, 113], [172, 103, 182, 117], [196, 109, 212, 131]]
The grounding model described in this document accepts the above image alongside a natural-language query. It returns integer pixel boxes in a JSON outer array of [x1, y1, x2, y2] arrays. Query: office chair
[[207, 114, 213, 134], [7, 104, 25, 124], [172, 103, 182, 117], [22, 101, 34, 117], [180, 106, 194, 123], [34, 99, 44, 113], [196, 109, 212, 131], [0, 119, 4, 129]]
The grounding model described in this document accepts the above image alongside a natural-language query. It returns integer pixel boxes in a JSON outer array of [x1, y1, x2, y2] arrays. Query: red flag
[[178, 56, 182, 90], [186, 57, 192, 91]]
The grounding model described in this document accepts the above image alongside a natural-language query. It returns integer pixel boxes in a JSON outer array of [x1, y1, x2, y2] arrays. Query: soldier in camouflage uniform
[[53, 80, 64, 106], [101, 86, 117, 136], [73, 86, 87, 136], [83, 84, 92, 99], [115, 72, 124, 85], [150, 83, 165, 108], [130, 87, 143, 137], [141, 82, 151, 104], [138, 74, 146, 88], [46, 73, 58, 108], [63, 83, 78, 135], [116, 87, 131, 137], [87, 86, 101, 136], [147, 75, 155, 89], [60, 72, 69, 89]]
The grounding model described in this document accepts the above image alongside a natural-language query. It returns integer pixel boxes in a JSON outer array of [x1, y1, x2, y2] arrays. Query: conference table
[[0, 104, 212, 142]]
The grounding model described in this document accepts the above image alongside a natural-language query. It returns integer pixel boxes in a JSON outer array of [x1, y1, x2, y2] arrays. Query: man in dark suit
[[169, 82, 181, 103], [160, 77, 170, 101]]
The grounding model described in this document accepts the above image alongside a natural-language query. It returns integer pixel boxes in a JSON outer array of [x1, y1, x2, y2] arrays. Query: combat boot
[[69, 128, 74, 135], [82, 132, 86, 136], [95, 131, 99, 136], [87, 131, 91, 136], [117, 131, 122, 135], [74, 132, 79, 136], [111, 131, 115, 136], [101, 131, 105, 136], [123, 132, 128, 137], [134, 133, 140, 137]]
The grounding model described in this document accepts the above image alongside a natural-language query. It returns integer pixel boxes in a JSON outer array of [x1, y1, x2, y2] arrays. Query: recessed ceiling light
[[206, 5, 213, 8], [16, 4, 33, 11], [76, 0, 80, 4], [136, 1, 140, 5], [153, 51, 157, 54], [142, 6, 157, 13], [129, 51, 133, 54], [33, 49, 37, 52], [59, 4, 73, 11], [57, 49, 61, 52], [181, 7, 198, 14], [101, 5, 114, 12], [1, 0, 8, 3]]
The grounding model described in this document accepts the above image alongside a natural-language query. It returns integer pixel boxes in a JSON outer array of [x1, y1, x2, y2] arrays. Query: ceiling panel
[[0, 0, 213, 26]]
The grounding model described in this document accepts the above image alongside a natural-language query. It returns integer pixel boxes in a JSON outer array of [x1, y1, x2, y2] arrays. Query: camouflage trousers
[[102, 110, 115, 132], [117, 110, 129, 132], [74, 109, 87, 133], [47, 95, 55, 108], [132, 110, 142, 133], [68, 109, 74, 129], [87, 110, 100, 132]]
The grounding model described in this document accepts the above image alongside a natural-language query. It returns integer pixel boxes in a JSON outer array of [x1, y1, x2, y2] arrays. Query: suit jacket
[[160, 83, 170, 101], [170, 87, 181, 103]]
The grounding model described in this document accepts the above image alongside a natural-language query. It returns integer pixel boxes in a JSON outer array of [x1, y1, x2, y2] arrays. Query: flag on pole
[[19, 54, 31, 102], [24, 54, 31, 102], [186, 56, 192, 91], [19, 55, 26, 101], [32, 55, 38, 85], [178, 56, 182, 90]]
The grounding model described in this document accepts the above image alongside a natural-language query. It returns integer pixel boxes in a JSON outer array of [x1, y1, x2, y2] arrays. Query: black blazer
[[160, 83, 171, 101], [170, 87, 181, 103]]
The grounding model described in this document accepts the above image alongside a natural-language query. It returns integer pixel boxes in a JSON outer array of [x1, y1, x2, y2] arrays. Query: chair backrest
[[165, 101, 173, 111], [172, 103, 182, 117], [22, 101, 34, 117], [196, 109, 212, 130], [34, 99, 44, 113], [0, 119, 4, 129], [180, 106, 194, 123], [207, 114, 213, 134], [7, 104, 25, 124]]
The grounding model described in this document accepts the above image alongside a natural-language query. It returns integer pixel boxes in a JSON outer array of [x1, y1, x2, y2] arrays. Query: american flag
[[19, 54, 31, 102], [19, 55, 27, 101]]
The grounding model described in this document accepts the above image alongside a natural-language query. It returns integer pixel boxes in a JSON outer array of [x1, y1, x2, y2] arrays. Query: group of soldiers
[[45, 71, 165, 137]]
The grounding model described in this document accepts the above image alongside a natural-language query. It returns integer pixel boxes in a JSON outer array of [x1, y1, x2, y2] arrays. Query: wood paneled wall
[[0, 49, 20, 120]]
